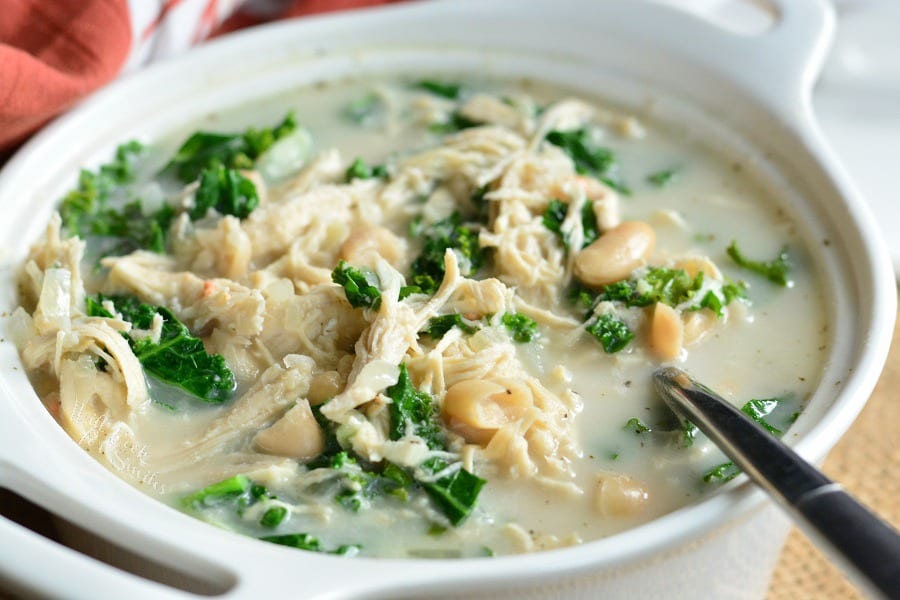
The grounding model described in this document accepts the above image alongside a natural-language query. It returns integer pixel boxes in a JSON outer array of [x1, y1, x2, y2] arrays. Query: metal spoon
[[653, 366, 900, 600]]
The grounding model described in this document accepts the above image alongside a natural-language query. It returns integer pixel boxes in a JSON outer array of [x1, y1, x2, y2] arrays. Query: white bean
[[574, 221, 655, 287]]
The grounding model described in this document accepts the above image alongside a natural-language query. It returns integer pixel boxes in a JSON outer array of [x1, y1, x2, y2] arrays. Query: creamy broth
[[13, 77, 827, 558]]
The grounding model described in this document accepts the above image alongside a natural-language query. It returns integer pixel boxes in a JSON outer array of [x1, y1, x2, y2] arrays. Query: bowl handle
[[0, 515, 196, 599], [703, 0, 836, 113]]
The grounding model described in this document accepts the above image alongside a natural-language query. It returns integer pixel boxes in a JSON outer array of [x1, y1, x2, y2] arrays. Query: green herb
[[703, 461, 740, 483], [385, 364, 444, 449], [408, 215, 426, 238], [344, 93, 382, 124], [599, 267, 703, 308], [331, 261, 382, 309], [182, 475, 250, 508], [646, 168, 678, 188], [60, 141, 145, 235], [587, 312, 634, 353], [414, 80, 463, 99], [260, 533, 360, 556], [541, 198, 598, 250], [260, 506, 288, 528], [88, 295, 235, 403], [428, 112, 481, 135], [163, 112, 297, 183], [741, 398, 783, 435], [59, 142, 176, 256], [624, 417, 652, 434], [568, 283, 595, 311], [191, 165, 259, 220], [682, 420, 699, 448], [419, 457, 487, 526], [409, 213, 484, 295], [545, 129, 631, 195], [726, 241, 792, 287], [424, 314, 479, 339], [501, 312, 539, 343], [345, 157, 388, 182], [701, 395, 794, 484], [542, 199, 568, 239], [470, 185, 490, 222]]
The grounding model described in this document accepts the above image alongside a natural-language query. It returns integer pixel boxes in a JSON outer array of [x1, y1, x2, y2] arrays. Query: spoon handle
[[653, 367, 900, 600]]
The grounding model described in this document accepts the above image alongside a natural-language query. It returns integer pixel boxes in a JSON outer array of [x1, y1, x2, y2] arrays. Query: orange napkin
[[0, 0, 406, 154], [0, 0, 131, 151]]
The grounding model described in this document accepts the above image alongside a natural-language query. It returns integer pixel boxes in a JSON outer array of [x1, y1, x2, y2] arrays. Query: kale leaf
[[345, 157, 388, 182], [646, 168, 678, 188], [597, 267, 703, 308], [428, 112, 481, 135], [501, 312, 539, 343], [542, 198, 599, 249], [385, 364, 444, 449], [191, 165, 259, 220], [419, 457, 487, 526], [545, 128, 630, 195], [331, 261, 382, 309], [414, 80, 463, 99], [624, 417, 652, 434], [59, 141, 176, 256], [163, 112, 297, 183], [260, 533, 360, 556], [409, 213, 484, 294], [586, 312, 634, 353], [88, 295, 235, 403], [726, 241, 792, 287], [424, 314, 479, 339], [182, 474, 250, 509], [344, 93, 382, 124]]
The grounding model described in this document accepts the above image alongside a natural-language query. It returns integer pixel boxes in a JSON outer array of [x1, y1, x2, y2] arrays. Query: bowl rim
[[0, 0, 896, 596]]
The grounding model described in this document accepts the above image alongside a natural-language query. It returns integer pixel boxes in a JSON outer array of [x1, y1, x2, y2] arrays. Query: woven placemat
[[767, 303, 900, 599]]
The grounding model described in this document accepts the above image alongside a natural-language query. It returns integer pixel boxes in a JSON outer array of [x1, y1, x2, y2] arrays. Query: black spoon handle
[[653, 366, 900, 600]]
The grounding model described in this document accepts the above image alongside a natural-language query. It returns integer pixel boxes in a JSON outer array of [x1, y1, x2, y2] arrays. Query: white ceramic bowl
[[0, 1, 895, 598]]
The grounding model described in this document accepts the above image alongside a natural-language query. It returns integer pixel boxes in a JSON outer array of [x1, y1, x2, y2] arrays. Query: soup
[[11, 78, 827, 558]]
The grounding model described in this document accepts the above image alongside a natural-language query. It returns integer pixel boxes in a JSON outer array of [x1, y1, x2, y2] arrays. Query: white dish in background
[[0, 1, 895, 598], [814, 0, 900, 275]]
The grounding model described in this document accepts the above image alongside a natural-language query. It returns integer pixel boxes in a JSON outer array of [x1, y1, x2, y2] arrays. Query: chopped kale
[[344, 93, 382, 124], [726, 241, 792, 287], [542, 199, 600, 250], [587, 312, 634, 353], [470, 184, 490, 221], [191, 165, 259, 220], [260, 533, 360, 556], [345, 157, 388, 182], [163, 112, 297, 183], [59, 141, 175, 256], [409, 213, 484, 294], [182, 475, 250, 509], [424, 314, 479, 339], [681, 420, 699, 448], [624, 417, 652, 434], [414, 80, 463, 99], [419, 458, 487, 526], [385, 364, 444, 449], [88, 295, 235, 403], [701, 395, 796, 484], [703, 461, 740, 483], [61, 141, 145, 236], [598, 267, 703, 308], [741, 397, 784, 435], [501, 312, 539, 343], [542, 199, 568, 239], [429, 112, 481, 135], [331, 261, 382, 310], [646, 168, 678, 188], [545, 128, 630, 195], [260, 506, 288, 528]]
